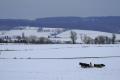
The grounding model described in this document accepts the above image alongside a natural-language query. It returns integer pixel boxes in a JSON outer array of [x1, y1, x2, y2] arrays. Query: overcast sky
[[0, 0, 120, 19]]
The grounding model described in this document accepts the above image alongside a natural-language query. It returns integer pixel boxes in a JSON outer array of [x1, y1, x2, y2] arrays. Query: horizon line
[[0, 16, 120, 20]]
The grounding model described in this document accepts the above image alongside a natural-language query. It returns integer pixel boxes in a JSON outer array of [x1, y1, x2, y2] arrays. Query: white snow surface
[[1, 28, 120, 43], [0, 27, 65, 38], [57, 29, 120, 40], [1, 29, 51, 37], [0, 44, 120, 80], [55, 29, 120, 43]]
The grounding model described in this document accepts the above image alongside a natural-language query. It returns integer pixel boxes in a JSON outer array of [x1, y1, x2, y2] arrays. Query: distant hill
[[0, 16, 120, 33]]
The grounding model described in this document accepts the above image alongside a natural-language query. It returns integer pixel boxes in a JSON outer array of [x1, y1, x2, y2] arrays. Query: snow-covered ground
[[0, 44, 120, 80], [1, 27, 120, 43], [56, 29, 120, 42], [0, 27, 65, 38]]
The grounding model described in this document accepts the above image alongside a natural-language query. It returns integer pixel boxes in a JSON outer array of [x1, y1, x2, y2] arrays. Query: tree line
[[70, 31, 117, 44], [0, 31, 119, 44]]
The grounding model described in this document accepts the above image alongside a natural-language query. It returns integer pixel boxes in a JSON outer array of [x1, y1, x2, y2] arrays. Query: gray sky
[[0, 0, 120, 19]]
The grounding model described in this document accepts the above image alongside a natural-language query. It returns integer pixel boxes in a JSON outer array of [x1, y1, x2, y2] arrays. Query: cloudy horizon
[[0, 0, 120, 19]]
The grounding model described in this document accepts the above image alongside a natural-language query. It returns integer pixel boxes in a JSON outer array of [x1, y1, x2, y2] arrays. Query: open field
[[0, 44, 120, 80]]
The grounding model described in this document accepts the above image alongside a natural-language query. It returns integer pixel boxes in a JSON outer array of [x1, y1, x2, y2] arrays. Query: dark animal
[[79, 62, 92, 68], [94, 64, 105, 68]]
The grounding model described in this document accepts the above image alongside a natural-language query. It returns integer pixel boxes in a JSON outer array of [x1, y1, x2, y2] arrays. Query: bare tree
[[112, 34, 116, 44], [94, 36, 111, 44], [38, 37, 52, 44], [70, 31, 77, 44], [83, 35, 94, 44], [28, 35, 37, 43]]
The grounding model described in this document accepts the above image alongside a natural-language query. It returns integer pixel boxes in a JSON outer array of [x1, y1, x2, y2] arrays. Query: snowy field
[[0, 44, 120, 80]]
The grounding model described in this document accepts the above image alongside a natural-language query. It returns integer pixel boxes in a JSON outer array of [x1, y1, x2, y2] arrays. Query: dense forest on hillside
[[0, 16, 120, 33]]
